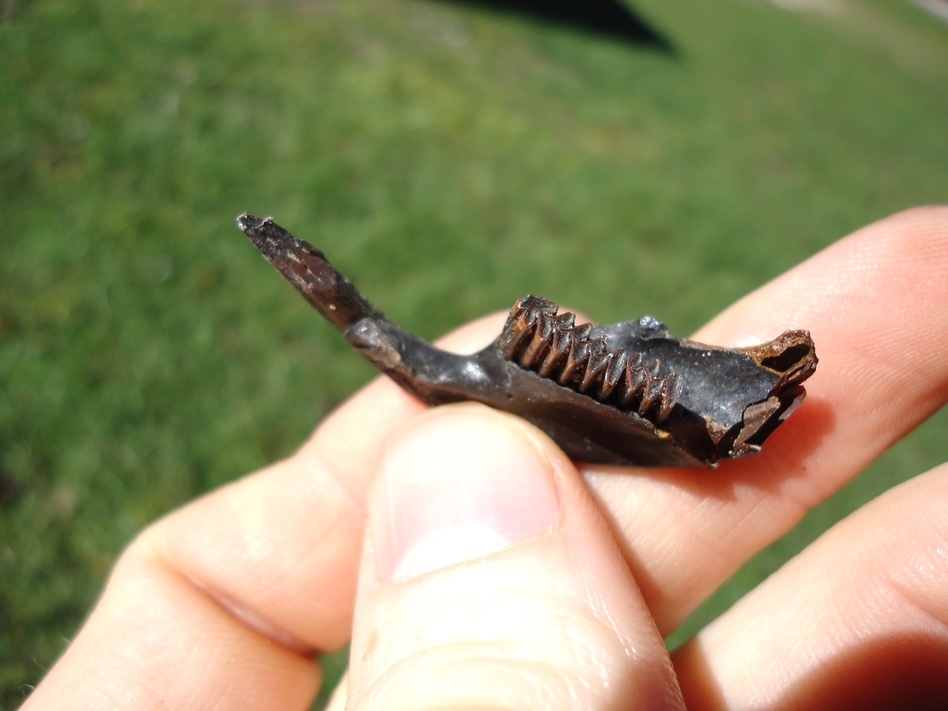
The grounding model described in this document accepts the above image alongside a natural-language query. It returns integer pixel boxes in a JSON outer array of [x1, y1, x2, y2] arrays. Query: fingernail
[[372, 408, 561, 582]]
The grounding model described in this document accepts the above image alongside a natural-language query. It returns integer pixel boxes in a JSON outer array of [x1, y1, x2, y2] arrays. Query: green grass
[[2, 0, 947, 707]]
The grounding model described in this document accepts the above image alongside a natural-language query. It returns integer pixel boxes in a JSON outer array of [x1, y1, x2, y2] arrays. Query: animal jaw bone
[[237, 213, 817, 468]]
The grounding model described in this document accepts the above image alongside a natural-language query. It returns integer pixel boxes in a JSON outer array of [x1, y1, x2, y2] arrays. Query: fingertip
[[675, 462, 948, 711], [370, 404, 562, 582], [434, 311, 511, 354], [695, 205, 948, 348], [346, 404, 683, 710]]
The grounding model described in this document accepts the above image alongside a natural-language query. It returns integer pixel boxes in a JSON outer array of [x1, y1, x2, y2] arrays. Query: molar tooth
[[638, 377, 667, 416], [538, 326, 572, 378], [524, 309, 580, 371], [620, 358, 649, 407], [580, 347, 612, 393], [656, 374, 682, 422], [571, 323, 593, 341], [520, 313, 553, 367], [552, 311, 576, 330], [499, 315, 535, 360], [499, 297, 554, 360], [599, 349, 629, 400], [558, 329, 592, 385]]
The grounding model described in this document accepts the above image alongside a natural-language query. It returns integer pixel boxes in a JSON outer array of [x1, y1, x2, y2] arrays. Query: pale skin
[[22, 207, 948, 710]]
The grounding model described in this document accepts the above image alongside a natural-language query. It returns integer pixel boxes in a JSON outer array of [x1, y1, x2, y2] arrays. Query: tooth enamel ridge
[[499, 296, 682, 424]]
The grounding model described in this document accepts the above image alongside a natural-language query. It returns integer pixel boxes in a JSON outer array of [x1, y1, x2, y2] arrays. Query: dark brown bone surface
[[238, 214, 817, 468]]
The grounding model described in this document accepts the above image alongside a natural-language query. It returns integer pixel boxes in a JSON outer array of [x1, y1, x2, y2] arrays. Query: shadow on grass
[[433, 0, 675, 53]]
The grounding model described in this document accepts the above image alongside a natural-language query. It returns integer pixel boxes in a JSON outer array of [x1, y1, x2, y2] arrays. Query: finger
[[145, 313, 510, 650], [20, 544, 321, 711], [345, 403, 683, 710], [582, 205, 948, 634], [324, 670, 349, 711], [674, 461, 948, 710], [21, 315, 506, 710]]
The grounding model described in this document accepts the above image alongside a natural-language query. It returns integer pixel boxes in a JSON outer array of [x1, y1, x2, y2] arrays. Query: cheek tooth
[[538, 331, 571, 378], [620, 359, 648, 407], [656, 374, 682, 422], [598, 350, 628, 400], [579, 350, 609, 393], [638, 377, 667, 417], [520, 323, 551, 367], [558, 337, 590, 385]]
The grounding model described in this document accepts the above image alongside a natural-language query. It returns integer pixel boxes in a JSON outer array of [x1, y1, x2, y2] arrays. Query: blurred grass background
[[1, 0, 947, 707]]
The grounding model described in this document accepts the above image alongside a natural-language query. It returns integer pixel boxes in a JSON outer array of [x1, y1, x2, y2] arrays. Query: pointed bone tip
[[236, 213, 293, 259], [236, 212, 269, 235]]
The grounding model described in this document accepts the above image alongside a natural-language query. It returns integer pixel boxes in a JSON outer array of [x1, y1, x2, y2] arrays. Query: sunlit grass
[[2, 0, 946, 706]]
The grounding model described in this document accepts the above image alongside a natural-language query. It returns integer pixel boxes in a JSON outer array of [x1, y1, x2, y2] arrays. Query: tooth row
[[500, 297, 680, 423]]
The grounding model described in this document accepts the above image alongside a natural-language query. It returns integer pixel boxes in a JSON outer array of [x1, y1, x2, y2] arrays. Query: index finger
[[584, 205, 948, 635], [21, 317, 505, 711], [148, 314, 512, 651]]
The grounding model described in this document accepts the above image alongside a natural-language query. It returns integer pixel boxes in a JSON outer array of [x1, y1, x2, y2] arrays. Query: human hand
[[21, 208, 948, 710]]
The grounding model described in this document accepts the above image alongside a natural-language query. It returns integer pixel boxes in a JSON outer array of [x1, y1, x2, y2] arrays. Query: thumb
[[342, 403, 683, 710]]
